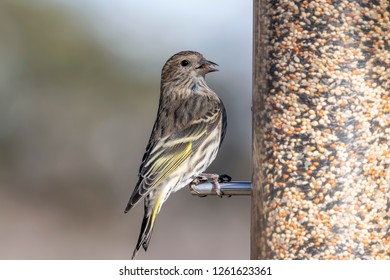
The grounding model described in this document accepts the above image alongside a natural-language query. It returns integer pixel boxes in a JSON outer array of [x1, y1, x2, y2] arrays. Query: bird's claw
[[212, 174, 231, 197], [189, 176, 208, 197], [211, 176, 223, 198]]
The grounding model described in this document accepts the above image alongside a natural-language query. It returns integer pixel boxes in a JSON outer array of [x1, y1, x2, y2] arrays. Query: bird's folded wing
[[127, 107, 221, 208]]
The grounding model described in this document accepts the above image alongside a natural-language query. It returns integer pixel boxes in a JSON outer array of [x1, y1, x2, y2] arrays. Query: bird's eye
[[180, 60, 190, 67]]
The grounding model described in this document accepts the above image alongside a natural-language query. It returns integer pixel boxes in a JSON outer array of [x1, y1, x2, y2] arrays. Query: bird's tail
[[131, 192, 163, 259]]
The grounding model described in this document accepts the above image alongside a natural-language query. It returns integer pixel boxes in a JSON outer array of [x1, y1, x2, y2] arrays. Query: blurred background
[[0, 0, 252, 259]]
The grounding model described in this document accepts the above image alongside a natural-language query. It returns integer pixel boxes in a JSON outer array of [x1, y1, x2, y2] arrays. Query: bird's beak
[[197, 59, 219, 74]]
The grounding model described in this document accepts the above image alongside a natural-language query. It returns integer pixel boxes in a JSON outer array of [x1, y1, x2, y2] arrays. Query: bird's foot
[[199, 173, 231, 197], [190, 173, 232, 197], [189, 175, 209, 197]]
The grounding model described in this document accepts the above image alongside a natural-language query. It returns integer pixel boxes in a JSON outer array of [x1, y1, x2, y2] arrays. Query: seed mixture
[[254, 0, 389, 259]]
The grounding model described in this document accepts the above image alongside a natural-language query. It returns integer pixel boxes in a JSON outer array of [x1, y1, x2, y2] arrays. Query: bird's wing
[[125, 103, 222, 212]]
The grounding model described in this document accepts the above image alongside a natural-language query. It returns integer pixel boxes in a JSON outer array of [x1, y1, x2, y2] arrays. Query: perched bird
[[125, 51, 227, 259]]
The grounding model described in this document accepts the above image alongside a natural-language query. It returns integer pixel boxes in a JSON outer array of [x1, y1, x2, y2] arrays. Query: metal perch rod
[[190, 181, 252, 196]]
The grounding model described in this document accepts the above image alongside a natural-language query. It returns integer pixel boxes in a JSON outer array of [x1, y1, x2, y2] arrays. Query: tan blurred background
[[0, 0, 252, 259]]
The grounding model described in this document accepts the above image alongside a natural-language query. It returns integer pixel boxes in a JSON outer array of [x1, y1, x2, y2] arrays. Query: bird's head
[[161, 51, 218, 84]]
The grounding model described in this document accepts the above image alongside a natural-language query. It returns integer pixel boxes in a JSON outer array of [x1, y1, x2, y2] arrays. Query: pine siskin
[[125, 51, 227, 259]]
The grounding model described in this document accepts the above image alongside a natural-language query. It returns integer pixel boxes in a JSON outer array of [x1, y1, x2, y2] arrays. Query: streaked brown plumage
[[125, 51, 227, 259]]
